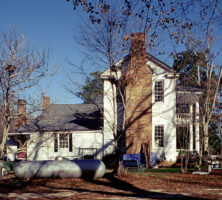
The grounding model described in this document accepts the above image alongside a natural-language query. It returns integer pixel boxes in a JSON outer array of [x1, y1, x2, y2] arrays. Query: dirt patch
[[0, 170, 222, 199]]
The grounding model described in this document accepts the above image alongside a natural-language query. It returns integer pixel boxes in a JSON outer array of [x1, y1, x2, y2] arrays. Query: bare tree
[[67, 0, 222, 172], [0, 30, 49, 159], [66, 4, 139, 174], [189, 39, 221, 154]]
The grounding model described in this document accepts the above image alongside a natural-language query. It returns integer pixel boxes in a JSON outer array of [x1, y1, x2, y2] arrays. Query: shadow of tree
[[10, 172, 208, 200], [82, 172, 207, 199]]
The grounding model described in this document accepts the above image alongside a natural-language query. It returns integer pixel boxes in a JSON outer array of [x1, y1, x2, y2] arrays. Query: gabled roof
[[146, 53, 175, 73], [15, 104, 102, 133], [101, 53, 175, 79]]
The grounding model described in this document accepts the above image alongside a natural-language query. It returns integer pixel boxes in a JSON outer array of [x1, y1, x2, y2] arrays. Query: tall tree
[[0, 30, 49, 159], [66, 4, 135, 175], [67, 0, 222, 52], [209, 121, 221, 154], [173, 38, 222, 155], [67, 0, 222, 171], [77, 71, 103, 104]]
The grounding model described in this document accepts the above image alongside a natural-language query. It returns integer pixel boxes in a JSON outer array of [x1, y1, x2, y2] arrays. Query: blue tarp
[[123, 153, 158, 166]]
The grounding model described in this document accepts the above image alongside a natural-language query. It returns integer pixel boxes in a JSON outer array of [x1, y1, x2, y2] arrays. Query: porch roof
[[176, 85, 203, 104]]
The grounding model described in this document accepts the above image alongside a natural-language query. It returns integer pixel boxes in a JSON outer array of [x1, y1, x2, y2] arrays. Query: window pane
[[155, 81, 164, 102], [155, 125, 164, 147], [59, 134, 68, 148]]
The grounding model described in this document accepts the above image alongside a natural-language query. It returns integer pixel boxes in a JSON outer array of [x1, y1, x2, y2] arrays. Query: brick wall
[[125, 33, 152, 154]]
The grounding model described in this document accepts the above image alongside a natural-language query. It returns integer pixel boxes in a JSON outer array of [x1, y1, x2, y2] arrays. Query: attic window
[[155, 80, 164, 102]]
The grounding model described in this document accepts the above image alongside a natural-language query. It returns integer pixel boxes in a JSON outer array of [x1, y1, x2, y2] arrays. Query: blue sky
[[0, 0, 85, 104], [0, 1, 221, 104], [0, 0, 179, 105]]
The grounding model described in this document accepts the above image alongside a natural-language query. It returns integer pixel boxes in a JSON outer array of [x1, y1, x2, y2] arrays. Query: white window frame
[[54, 133, 72, 152], [155, 80, 164, 102], [155, 125, 164, 147], [59, 134, 68, 148]]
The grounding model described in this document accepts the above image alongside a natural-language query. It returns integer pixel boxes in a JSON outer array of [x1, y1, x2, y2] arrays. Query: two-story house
[[101, 32, 202, 163], [7, 32, 201, 164]]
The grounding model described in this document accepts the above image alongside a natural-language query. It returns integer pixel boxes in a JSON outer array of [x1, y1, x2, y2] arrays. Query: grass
[[127, 167, 199, 174], [145, 167, 181, 173]]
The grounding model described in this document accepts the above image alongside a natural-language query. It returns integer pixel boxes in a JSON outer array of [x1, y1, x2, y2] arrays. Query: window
[[176, 126, 190, 149], [59, 134, 68, 148], [54, 133, 73, 152], [155, 80, 164, 102], [176, 104, 190, 114], [155, 125, 164, 147]]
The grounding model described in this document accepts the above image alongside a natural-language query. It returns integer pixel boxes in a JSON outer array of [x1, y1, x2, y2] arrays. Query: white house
[[101, 32, 202, 163], [7, 32, 202, 164], [8, 97, 114, 161]]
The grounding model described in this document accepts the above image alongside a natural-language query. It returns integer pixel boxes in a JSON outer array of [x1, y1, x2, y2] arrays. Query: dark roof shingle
[[17, 104, 102, 133]]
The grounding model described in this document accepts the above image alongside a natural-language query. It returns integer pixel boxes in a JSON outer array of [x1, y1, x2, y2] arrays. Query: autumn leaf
[[124, 35, 129, 41]]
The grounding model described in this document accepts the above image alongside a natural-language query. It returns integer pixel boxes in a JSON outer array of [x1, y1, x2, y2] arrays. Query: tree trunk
[[185, 151, 189, 172], [180, 153, 185, 173], [0, 123, 10, 159], [148, 141, 151, 168], [203, 123, 209, 153], [142, 143, 149, 168], [0, 160, 3, 180], [180, 151, 190, 173], [220, 134, 222, 169]]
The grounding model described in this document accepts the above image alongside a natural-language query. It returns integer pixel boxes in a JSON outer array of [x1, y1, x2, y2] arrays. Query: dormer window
[[155, 80, 164, 102]]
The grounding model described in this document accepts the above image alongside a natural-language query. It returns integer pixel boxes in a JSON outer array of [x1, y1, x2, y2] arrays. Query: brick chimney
[[130, 32, 147, 68], [43, 96, 50, 111], [17, 99, 26, 127], [125, 32, 152, 154]]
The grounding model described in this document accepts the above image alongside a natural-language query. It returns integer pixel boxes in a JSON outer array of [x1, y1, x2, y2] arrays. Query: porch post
[[195, 102, 200, 152], [189, 104, 193, 151]]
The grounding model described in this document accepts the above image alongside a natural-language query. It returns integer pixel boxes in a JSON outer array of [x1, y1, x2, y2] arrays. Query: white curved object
[[14, 160, 106, 179]]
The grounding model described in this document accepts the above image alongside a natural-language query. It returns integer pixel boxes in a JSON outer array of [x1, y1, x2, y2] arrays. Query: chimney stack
[[17, 99, 26, 127], [130, 32, 146, 67], [126, 32, 152, 154], [43, 96, 50, 111]]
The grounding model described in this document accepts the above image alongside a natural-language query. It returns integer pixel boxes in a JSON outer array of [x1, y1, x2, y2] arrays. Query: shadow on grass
[[0, 172, 211, 199], [0, 178, 52, 194], [80, 172, 208, 199], [155, 171, 222, 189]]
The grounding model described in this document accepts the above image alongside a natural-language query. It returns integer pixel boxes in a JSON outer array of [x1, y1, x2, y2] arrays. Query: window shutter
[[69, 133, 73, 152], [54, 134, 58, 152]]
